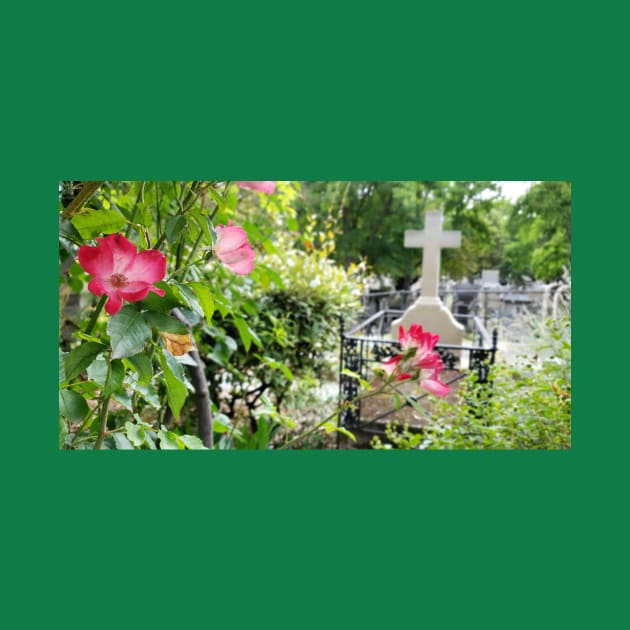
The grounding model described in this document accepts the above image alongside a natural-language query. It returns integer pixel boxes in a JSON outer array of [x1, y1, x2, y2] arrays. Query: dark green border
[[6, 3, 622, 628]]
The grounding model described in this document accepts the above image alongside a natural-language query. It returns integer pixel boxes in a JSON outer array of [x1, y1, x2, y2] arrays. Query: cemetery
[[59, 181, 571, 450]]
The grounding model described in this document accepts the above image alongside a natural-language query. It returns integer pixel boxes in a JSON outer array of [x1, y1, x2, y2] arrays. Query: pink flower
[[214, 220, 255, 275], [399, 323, 440, 355], [235, 181, 276, 194], [78, 233, 166, 315], [380, 324, 450, 397]]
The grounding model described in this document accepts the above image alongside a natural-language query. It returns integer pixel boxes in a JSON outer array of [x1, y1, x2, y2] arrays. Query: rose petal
[[215, 224, 250, 255], [124, 249, 167, 283], [381, 355, 401, 377], [104, 291, 124, 315], [221, 250, 255, 275], [215, 223, 255, 274], [78, 239, 114, 278], [421, 374, 450, 397], [118, 285, 151, 302], [87, 277, 107, 297], [101, 234, 140, 274], [235, 181, 276, 194], [414, 352, 443, 371]]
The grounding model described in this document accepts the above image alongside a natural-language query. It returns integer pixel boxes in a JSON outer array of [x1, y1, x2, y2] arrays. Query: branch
[[61, 181, 104, 218], [172, 308, 214, 449]]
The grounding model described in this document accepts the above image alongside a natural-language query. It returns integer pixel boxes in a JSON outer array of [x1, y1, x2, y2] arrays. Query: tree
[[502, 181, 571, 282], [296, 181, 500, 287]]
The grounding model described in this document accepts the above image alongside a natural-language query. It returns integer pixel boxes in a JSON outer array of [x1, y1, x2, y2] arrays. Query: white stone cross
[[404, 210, 461, 299]]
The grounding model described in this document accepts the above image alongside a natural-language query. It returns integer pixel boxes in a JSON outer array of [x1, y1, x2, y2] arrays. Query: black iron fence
[[338, 310, 498, 436]]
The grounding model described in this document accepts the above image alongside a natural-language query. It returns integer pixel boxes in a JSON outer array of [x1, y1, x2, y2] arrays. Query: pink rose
[[235, 181, 276, 194], [381, 324, 450, 397], [78, 234, 166, 315], [214, 221, 255, 275]]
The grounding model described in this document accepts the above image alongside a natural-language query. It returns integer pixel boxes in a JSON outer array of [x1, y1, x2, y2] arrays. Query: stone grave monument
[[390, 209, 465, 345]]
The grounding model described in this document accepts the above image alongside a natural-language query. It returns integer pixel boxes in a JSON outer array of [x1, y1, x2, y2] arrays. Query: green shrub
[[199, 246, 367, 445], [372, 316, 571, 450]]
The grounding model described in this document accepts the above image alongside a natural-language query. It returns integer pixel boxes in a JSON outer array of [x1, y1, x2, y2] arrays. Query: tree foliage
[[295, 181, 502, 287], [502, 181, 571, 282], [296, 180, 571, 285]]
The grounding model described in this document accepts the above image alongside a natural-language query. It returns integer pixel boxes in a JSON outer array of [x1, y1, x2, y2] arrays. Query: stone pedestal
[[390, 296, 465, 345]]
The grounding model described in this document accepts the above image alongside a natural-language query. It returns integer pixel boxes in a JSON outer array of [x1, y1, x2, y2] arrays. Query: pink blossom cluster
[[381, 324, 450, 397]]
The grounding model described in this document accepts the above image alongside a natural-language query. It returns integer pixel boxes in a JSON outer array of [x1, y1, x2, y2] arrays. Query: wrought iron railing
[[338, 310, 498, 435]]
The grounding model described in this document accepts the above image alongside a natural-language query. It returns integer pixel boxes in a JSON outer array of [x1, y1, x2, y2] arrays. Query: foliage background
[[3, 2, 623, 630]]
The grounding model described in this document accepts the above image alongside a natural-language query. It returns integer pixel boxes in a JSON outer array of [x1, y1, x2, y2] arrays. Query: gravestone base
[[390, 297, 465, 346]]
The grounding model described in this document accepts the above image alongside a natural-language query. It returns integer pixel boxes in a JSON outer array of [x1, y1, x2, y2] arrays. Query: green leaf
[[213, 413, 232, 434], [260, 356, 294, 381], [208, 187, 227, 211], [341, 368, 371, 390], [64, 342, 107, 382], [143, 311, 187, 334], [322, 423, 356, 442], [165, 215, 187, 244], [87, 356, 108, 387], [157, 428, 184, 450], [126, 354, 153, 385], [139, 282, 183, 312], [103, 359, 125, 398], [59, 389, 89, 421], [261, 238, 280, 255], [242, 220, 264, 242], [128, 380, 161, 408], [241, 299, 259, 317], [107, 305, 152, 359], [208, 341, 231, 366], [401, 393, 427, 417], [125, 421, 146, 447], [250, 264, 284, 289], [163, 350, 187, 383], [393, 392, 403, 411], [189, 282, 215, 325], [233, 316, 252, 351], [254, 417, 271, 450], [189, 211, 215, 246], [113, 433, 134, 450], [158, 349, 187, 419], [59, 417, 69, 449], [112, 389, 133, 411], [71, 208, 127, 239], [171, 283, 204, 318], [134, 203, 153, 228], [179, 434, 208, 450], [59, 350, 67, 385], [212, 292, 232, 317]]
